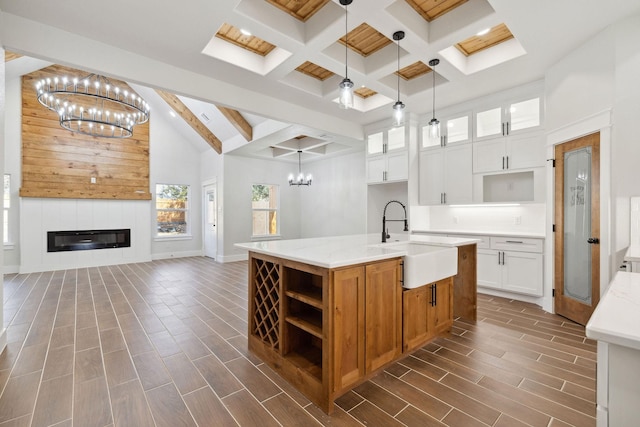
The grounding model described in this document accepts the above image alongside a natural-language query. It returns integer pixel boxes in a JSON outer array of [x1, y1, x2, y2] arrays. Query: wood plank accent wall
[[20, 65, 151, 200]]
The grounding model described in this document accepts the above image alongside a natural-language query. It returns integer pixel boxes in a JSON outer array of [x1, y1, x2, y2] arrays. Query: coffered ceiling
[[1, 0, 640, 161]]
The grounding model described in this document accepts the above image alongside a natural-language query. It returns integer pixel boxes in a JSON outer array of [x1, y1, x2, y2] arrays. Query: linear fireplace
[[47, 229, 131, 252]]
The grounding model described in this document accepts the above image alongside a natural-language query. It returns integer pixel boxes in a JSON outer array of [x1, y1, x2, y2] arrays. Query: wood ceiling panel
[[397, 61, 431, 81], [265, 0, 331, 22], [405, 0, 468, 22], [354, 87, 377, 99], [295, 61, 335, 81], [455, 23, 514, 56], [215, 23, 277, 57], [339, 23, 392, 57], [5, 51, 22, 62]]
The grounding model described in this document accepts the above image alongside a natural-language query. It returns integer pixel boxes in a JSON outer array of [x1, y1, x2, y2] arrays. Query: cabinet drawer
[[451, 234, 490, 249], [490, 237, 543, 253]]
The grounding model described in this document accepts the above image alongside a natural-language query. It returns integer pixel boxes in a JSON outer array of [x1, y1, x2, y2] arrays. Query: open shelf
[[286, 313, 322, 338], [285, 346, 323, 382], [285, 288, 322, 309]]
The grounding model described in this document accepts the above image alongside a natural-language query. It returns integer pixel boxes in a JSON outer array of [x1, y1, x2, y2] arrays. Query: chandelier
[[288, 150, 312, 186], [35, 73, 150, 138]]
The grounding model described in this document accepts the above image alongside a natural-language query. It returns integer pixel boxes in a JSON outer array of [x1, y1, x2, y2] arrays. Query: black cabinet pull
[[587, 237, 600, 244], [430, 284, 436, 307]]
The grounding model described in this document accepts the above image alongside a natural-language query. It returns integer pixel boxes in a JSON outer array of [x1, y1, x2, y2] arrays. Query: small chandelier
[[338, 0, 354, 109], [288, 150, 312, 186], [35, 73, 150, 138], [392, 30, 406, 127], [428, 58, 441, 140]]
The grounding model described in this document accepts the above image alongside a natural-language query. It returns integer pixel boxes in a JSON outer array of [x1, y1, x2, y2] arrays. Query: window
[[4, 174, 9, 244], [252, 184, 279, 237], [156, 184, 190, 237]]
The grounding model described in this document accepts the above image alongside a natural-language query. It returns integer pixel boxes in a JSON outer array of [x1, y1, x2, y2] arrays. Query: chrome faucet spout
[[382, 200, 408, 243]]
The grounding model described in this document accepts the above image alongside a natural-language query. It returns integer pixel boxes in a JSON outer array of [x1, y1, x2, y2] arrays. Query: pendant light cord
[[344, 3, 348, 78], [396, 37, 400, 102], [432, 63, 436, 120]]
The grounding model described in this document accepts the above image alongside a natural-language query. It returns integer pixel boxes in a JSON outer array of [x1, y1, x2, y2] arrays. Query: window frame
[[155, 183, 192, 240], [251, 183, 280, 240]]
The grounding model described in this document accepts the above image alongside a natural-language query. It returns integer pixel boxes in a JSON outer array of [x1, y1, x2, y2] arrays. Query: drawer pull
[[505, 240, 523, 244]]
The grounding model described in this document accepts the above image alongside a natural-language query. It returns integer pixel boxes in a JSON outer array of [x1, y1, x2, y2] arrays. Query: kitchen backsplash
[[410, 203, 546, 234]]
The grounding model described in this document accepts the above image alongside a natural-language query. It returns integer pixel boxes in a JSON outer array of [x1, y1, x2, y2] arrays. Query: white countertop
[[412, 229, 545, 239], [234, 233, 479, 269], [586, 271, 640, 351]]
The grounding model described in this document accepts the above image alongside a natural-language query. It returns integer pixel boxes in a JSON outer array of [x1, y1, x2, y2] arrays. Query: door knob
[[587, 237, 599, 244]]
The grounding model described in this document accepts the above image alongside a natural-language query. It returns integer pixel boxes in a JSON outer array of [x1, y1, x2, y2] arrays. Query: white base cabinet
[[477, 236, 543, 296]]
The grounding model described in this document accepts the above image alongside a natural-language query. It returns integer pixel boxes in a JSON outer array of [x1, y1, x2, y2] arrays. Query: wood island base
[[247, 250, 457, 414]]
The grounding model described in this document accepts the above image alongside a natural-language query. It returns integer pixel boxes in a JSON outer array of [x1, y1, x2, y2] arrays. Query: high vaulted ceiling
[[1, 0, 640, 161]]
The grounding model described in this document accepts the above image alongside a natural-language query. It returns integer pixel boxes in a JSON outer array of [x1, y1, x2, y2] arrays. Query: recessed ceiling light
[[476, 28, 490, 36], [240, 28, 252, 36], [169, 111, 176, 118]]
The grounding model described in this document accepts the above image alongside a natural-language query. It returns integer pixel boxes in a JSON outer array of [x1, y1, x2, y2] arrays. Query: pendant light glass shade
[[392, 31, 405, 127], [339, 78, 354, 109], [428, 58, 440, 140], [338, 0, 353, 109]]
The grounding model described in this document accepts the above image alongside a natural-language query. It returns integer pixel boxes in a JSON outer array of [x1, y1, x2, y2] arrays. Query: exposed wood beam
[[155, 90, 222, 154], [5, 51, 22, 62], [217, 106, 253, 141]]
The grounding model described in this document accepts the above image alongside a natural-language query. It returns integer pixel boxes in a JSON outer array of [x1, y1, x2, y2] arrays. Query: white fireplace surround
[[19, 198, 152, 273]]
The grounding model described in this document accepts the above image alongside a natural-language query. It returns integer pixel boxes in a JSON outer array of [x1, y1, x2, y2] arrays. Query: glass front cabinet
[[366, 126, 409, 184]]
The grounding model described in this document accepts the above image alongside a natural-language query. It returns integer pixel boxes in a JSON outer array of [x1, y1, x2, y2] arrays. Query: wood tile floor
[[0, 257, 596, 426]]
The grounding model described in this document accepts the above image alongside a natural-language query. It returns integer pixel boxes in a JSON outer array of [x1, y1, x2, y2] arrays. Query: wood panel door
[[554, 132, 600, 326], [364, 260, 402, 373], [332, 266, 365, 393]]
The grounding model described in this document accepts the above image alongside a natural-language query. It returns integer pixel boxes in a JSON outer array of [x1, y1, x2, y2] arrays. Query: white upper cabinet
[[473, 131, 546, 173], [421, 111, 471, 149], [366, 126, 409, 184], [474, 96, 541, 141]]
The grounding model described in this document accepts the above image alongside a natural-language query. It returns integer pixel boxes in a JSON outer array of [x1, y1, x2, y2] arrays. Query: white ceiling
[[2, 0, 640, 161]]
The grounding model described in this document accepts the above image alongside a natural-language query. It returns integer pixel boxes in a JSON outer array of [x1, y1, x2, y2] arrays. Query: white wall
[[301, 151, 367, 238], [545, 12, 640, 286], [220, 154, 302, 261], [0, 45, 7, 353], [4, 74, 207, 273], [149, 111, 204, 260]]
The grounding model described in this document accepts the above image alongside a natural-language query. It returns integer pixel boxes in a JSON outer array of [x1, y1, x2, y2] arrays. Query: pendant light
[[288, 150, 312, 186], [392, 31, 405, 127], [338, 0, 354, 109], [428, 58, 441, 140]]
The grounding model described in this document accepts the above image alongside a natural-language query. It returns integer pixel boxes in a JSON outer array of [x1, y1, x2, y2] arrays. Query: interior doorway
[[204, 184, 217, 259], [554, 132, 600, 325]]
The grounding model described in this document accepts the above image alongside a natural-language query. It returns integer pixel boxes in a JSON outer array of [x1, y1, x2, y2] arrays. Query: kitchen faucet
[[382, 200, 408, 243]]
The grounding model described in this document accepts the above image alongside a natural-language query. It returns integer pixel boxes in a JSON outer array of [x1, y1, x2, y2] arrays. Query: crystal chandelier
[[288, 150, 312, 186], [35, 73, 150, 138]]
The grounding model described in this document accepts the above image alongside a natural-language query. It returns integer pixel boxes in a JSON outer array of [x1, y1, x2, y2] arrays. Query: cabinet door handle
[[430, 284, 436, 307], [444, 135, 447, 146], [383, 171, 386, 181], [502, 122, 505, 136], [400, 261, 405, 286], [506, 122, 510, 135], [502, 156, 505, 170], [443, 193, 447, 204], [497, 252, 501, 265], [506, 156, 509, 169]]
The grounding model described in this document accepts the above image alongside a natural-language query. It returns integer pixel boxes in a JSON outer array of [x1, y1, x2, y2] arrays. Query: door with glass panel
[[554, 132, 600, 325]]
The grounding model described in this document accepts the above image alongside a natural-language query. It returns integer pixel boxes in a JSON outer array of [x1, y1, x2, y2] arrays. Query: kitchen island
[[586, 271, 640, 426], [236, 234, 477, 413]]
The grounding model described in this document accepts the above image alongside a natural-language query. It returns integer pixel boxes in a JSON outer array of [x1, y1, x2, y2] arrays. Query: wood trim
[[155, 90, 222, 154], [5, 51, 22, 62], [216, 106, 252, 142], [20, 64, 151, 200]]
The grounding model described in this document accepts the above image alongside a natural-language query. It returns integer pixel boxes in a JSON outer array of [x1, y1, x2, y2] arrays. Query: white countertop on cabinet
[[586, 271, 640, 351], [412, 229, 545, 239], [235, 233, 479, 269]]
